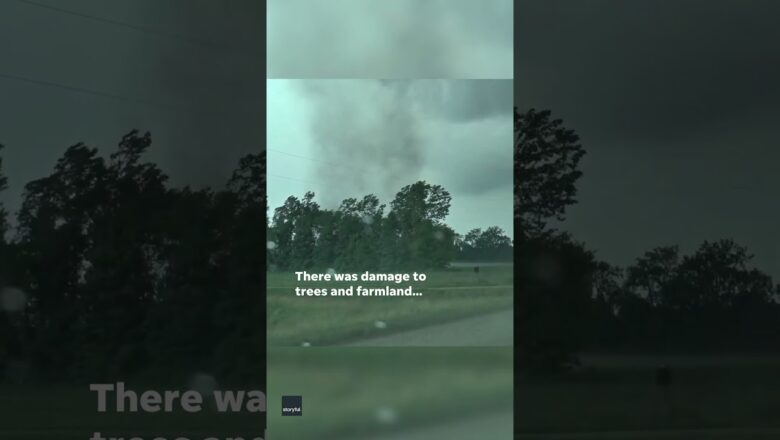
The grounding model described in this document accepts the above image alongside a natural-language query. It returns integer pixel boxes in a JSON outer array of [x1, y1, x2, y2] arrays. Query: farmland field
[[0, 348, 514, 440], [5, 354, 780, 439], [267, 347, 513, 440], [0, 382, 264, 440], [267, 265, 513, 346], [516, 354, 780, 438]]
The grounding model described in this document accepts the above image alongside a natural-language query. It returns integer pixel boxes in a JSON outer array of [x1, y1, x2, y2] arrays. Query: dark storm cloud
[[298, 80, 425, 205], [296, 80, 513, 205], [382, 80, 513, 122], [0, 0, 262, 220], [268, 0, 513, 79], [268, 79, 514, 235], [518, 0, 780, 144], [517, 0, 780, 278], [429, 80, 514, 122], [123, 0, 264, 186]]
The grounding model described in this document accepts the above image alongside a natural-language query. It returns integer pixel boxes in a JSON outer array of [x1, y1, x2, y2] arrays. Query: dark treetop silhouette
[[0, 132, 265, 386], [514, 107, 780, 373]]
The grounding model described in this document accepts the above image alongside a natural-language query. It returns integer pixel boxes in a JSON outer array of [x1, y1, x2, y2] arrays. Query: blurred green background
[[267, 347, 513, 440]]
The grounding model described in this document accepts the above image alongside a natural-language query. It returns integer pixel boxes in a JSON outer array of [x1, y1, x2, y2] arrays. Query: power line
[[268, 148, 365, 173], [268, 147, 510, 180], [0, 71, 185, 112], [269, 149, 395, 183], [267, 174, 316, 185], [0, 71, 264, 131], [11, 0, 256, 55]]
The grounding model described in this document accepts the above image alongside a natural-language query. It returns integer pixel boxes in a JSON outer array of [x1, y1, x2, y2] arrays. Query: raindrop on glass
[[188, 373, 218, 397], [375, 406, 398, 424], [1, 288, 27, 312]]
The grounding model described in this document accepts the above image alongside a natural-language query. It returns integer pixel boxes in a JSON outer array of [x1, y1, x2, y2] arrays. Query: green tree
[[670, 240, 773, 311], [390, 181, 451, 225], [457, 227, 513, 261], [388, 181, 454, 269], [291, 192, 319, 269], [17, 143, 109, 379], [227, 152, 265, 212], [144, 187, 218, 375], [333, 195, 385, 271], [311, 209, 339, 269], [0, 144, 18, 379], [515, 108, 585, 238], [624, 245, 680, 307], [79, 131, 172, 378], [212, 153, 266, 384], [271, 196, 303, 270], [610, 240, 780, 351], [0, 144, 9, 241], [591, 261, 624, 314], [516, 233, 595, 373]]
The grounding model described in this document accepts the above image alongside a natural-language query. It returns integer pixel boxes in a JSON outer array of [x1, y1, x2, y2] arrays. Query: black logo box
[[281, 395, 302, 416]]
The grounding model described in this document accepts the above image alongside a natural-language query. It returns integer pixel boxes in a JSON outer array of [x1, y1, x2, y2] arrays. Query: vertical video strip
[[516, 1, 780, 438], [267, 1, 514, 439], [1, 2, 266, 439]]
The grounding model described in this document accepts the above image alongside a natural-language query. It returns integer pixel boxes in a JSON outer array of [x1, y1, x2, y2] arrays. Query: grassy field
[[516, 354, 780, 436], [6, 353, 780, 439], [1, 382, 264, 439], [0, 348, 513, 440], [267, 265, 513, 346], [267, 347, 513, 440]]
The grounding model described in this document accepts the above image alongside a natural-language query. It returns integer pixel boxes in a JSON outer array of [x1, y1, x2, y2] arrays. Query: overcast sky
[[0, 0, 262, 222], [268, 79, 514, 237], [518, 0, 780, 279], [267, 0, 513, 79]]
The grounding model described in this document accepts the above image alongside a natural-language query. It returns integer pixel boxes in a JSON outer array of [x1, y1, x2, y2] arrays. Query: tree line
[[8, 108, 773, 381], [0, 131, 513, 384], [515, 108, 780, 373], [0, 133, 264, 385], [267, 182, 513, 272], [591, 240, 780, 353]]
